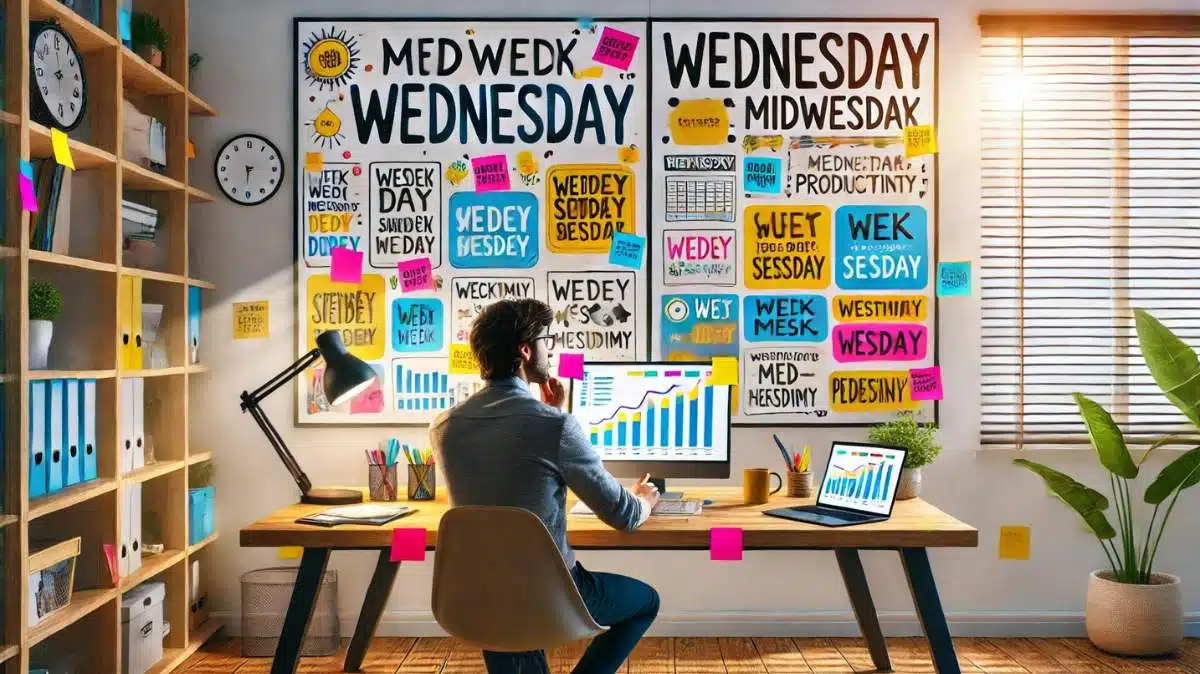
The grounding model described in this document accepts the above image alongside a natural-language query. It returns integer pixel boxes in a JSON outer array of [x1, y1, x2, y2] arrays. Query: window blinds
[[979, 17, 1200, 450]]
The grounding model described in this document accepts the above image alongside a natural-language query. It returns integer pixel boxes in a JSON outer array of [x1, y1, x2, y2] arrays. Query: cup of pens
[[366, 441, 402, 501], [399, 441, 436, 501], [775, 435, 814, 498]]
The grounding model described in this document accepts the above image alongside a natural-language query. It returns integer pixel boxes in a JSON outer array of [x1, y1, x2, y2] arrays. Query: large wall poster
[[295, 18, 650, 424], [649, 20, 939, 426]]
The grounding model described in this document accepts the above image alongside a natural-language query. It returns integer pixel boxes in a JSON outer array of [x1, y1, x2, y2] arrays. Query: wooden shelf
[[29, 369, 116, 380], [122, 161, 185, 192], [30, 249, 117, 273], [121, 366, 187, 378], [123, 459, 186, 484], [0, 373, 15, 384], [29, 478, 117, 521], [188, 278, 216, 290], [123, 266, 187, 285], [29, 0, 117, 52], [146, 620, 225, 674], [187, 531, 218, 556], [30, 122, 118, 170], [188, 364, 210, 374], [121, 47, 185, 96], [27, 588, 115, 647], [0, 644, 18, 665], [0, 514, 18, 529], [188, 92, 217, 117], [0, 110, 19, 126], [187, 450, 212, 466], [120, 549, 185, 591], [188, 185, 215, 203]]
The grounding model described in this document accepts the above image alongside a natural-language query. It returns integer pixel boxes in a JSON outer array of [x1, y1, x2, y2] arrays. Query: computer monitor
[[567, 361, 732, 479]]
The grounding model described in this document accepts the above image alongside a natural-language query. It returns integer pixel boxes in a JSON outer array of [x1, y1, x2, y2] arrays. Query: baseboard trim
[[211, 610, 1200, 639]]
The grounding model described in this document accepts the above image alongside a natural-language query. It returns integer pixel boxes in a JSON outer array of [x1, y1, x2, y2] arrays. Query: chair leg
[[271, 547, 331, 674], [344, 550, 401, 672]]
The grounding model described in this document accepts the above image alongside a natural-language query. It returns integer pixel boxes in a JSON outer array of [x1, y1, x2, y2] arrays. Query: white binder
[[122, 484, 143, 576], [47, 380, 65, 493], [65, 379, 82, 486], [120, 378, 135, 474], [132, 377, 145, 470]]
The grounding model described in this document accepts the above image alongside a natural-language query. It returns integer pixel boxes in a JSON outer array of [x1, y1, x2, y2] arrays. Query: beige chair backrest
[[432, 505, 607, 653]]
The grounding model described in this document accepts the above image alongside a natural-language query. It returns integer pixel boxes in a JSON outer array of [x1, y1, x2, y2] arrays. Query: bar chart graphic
[[819, 445, 905, 515], [570, 365, 732, 461], [391, 358, 483, 420]]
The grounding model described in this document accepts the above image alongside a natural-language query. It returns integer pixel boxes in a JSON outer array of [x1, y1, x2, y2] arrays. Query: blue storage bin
[[189, 486, 216, 545]]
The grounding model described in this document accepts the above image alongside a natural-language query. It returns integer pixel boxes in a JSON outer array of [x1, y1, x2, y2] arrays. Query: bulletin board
[[293, 18, 650, 424], [649, 20, 939, 426]]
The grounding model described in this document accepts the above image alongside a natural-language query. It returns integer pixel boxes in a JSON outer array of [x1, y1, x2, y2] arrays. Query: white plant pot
[[1086, 570, 1183, 656], [896, 466, 922, 500], [30, 319, 53, 370]]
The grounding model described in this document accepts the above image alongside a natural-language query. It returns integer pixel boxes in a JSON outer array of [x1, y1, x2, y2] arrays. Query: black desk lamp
[[239, 330, 377, 505]]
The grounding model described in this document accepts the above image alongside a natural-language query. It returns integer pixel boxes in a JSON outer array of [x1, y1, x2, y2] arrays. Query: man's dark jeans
[[481, 562, 660, 674]]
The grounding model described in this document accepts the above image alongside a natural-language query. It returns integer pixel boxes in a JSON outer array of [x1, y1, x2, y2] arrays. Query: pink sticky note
[[558, 353, 585, 380], [330, 246, 363, 284], [472, 155, 510, 192], [711, 527, 743, 561], [398, 258, 433, 292], [909, 366, 943, 401], [19, 176, 38, 213], [390, 528, 427, 562], [593, 26, 640, 70]]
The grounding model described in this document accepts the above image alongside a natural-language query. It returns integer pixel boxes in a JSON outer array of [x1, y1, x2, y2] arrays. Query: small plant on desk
[[866, 410, 940, 500]]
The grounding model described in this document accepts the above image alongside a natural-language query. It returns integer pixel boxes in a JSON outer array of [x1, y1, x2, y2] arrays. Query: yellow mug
[[743, 468, 783, 504]]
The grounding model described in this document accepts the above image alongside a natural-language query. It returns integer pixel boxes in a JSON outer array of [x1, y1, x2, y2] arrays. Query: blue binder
[[47, 380, 65, 493], [82, 379, 98, 481], [188, 286, 202, 364], [64, 379, 82, 486], [29, 381, 48, 499]]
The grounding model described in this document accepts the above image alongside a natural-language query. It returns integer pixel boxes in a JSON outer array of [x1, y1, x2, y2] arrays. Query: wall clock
[[29, 21, 87, 132], [214, 133, 285, 206]]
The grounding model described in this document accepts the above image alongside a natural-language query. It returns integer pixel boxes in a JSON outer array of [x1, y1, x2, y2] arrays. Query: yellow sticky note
[[50, 128, 75, 170], [449, 343, 480, 375], [187, 139, 197, 159], [708, 357, 738, 386], [903, 124, 937, 158], [305, 151, 324, 172], [998, 525, 1031, 560], [278, 546, 303, 560], [232, 301, 270, 340]]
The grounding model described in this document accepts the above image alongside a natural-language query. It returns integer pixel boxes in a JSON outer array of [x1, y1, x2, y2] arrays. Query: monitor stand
[[649, 477, 684, 500]]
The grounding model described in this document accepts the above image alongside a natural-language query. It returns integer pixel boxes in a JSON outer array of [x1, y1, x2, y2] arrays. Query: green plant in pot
[[29, 281, 63, 370], [1013, 309, 1200, 657], [866, 410, 940, 499], [130, 12, 168, 69]]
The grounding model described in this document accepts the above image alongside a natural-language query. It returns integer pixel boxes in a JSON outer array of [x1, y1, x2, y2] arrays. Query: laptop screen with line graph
[[816, 442, 908, 516]]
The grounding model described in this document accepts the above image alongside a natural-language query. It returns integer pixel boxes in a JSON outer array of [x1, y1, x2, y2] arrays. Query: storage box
[[121, 581, 166, 674], [27, 537, 81, 628], [188, 486, 215, 545]]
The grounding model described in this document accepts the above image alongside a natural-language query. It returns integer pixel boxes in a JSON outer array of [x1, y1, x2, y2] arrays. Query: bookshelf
[[2, 0, 220, 672]]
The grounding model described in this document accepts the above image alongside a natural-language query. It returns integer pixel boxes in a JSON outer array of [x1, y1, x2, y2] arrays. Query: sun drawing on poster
[[306, 101, 346, 148], [302, 27, 360, 90]]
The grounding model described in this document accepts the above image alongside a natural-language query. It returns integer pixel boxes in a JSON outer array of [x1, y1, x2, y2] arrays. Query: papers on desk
[[570, 500, 699, 517], [296, 504, 413, 527]]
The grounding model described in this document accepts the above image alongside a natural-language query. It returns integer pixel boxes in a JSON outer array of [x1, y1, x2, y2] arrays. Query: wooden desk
[[241, 487, 977, 674]]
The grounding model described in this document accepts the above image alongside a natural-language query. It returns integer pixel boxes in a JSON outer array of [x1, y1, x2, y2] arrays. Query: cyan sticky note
[[609, 231, 646, 269], [743, 156, 782, 194], [20, 159, 34, 180], [909, 366, 943, 401], [330, 246, 363, 285], [710, 527, 743, 561], [119, 9, 132, 43], [937, 261, 971, 297], [558, 353, 585, 380], [390, 527, 427, 562]]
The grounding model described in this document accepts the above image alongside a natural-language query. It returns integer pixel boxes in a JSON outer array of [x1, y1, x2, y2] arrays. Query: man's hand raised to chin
[[539, 377, 567, 409]]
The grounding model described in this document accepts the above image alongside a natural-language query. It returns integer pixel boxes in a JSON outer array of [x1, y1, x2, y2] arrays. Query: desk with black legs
[[239, 487, 978, 674]]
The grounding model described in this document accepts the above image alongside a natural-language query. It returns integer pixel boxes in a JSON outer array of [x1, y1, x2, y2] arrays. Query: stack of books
[[28, 159, 73, 254]]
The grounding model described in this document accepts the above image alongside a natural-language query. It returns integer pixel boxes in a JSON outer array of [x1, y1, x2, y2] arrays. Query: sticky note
[[278, 546, 303, 560], [390, 527, 427, 562], [708, 356, 738, 386], [999, 525, 1031, 560], [577, 17, 594, 28], [50, 128, 75, 170], [593, 26, 640, 71], [19, 173, 38, 213], [668, 98, 729, 145], [118, 8, 132, 42], [232, 301, 269, 340], [909, 366, 943, 401], [558, 353, 585, 380], [903, 124, 937, 158], [609, 231, 646, 269], [187, 139, 197, 159], [937, 261, 971, 297], [20, 159, 33, 180], [103, 544, 119, 584], [472, 154, 510, 192], [398, 258, 433, 293], [449, 343, 480, 375], [330, 246, 363, 284], [743, 156, 782, 194], [305, 151, 323, 173], [710, 527, 743, 561]]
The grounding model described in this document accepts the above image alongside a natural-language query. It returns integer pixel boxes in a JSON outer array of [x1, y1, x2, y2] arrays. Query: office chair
[[431, 505, 607, 653]]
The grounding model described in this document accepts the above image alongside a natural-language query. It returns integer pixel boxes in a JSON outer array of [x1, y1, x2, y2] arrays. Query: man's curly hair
[[469, 299, 554, 379]]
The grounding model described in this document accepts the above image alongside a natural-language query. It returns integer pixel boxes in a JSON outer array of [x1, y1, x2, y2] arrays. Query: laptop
[[764, 441, 907, 527]]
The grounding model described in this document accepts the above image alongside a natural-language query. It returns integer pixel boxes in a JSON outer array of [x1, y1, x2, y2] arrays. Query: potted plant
[[29, 280, 62, 369], [1013, 309, 1200, 657], [189, 52, 202, 74], [130, 12, 168, 69], [867, 410, 941, 499]]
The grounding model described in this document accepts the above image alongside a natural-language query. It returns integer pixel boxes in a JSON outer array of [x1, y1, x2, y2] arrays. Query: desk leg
[[271, 547, 331, 674], [344, 550, 401, 672], [834, 549, 891, 672], [900, 548, 959, 674]]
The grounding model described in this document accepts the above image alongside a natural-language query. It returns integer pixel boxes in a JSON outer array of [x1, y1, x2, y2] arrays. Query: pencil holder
[[788, 471, 814, 498], [407, 464, 436, 501], [368, 464, 399, 501]]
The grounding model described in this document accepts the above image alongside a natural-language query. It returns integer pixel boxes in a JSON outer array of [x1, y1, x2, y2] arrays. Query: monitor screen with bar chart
[[817, 442, 908, 516], [567, 362, 732, 479]]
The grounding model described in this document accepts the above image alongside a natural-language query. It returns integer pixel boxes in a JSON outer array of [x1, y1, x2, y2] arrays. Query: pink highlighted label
[[592, 26, 640, 71], [472, 155, 510, 192], [909, 366, 943, 401], [832, 323, 927, 363], [330, 246, 363, 284], [558, 353, 585, 380], [390, 527, 427, 562], [398, 258, 433, 293], [710, 527, 743, 561]]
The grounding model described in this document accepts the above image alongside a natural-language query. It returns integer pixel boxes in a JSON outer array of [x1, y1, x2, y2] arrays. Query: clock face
[[215, 135, 285, 206], [32, 26, 85, 130]]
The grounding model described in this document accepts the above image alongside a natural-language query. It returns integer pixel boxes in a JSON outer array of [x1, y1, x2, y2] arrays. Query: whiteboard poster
[[295, 18, 649, 424], [649, 20, 939, 426]]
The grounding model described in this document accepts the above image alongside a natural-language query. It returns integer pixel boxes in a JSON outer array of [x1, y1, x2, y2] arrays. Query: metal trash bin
[[240, 567, 340, 657]]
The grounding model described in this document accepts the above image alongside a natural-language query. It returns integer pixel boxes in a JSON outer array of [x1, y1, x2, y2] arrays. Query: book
[[295, 504, 414, 527]]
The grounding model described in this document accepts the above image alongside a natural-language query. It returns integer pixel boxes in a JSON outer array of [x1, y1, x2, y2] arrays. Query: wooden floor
[[179, 636, 1200, 673]]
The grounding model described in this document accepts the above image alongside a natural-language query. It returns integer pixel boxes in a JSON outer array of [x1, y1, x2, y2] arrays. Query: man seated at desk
[[430, 298, 662, 674]]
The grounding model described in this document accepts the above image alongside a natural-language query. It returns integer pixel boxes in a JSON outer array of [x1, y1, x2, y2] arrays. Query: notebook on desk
[[570, 499, 702, 517], [295, 504, 415, 527]]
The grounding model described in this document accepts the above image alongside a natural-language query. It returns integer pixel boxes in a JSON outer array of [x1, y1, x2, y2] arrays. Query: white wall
[[188, 0, 1200, 638]]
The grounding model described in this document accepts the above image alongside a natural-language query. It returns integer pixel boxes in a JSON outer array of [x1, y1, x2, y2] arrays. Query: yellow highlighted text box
[[306, 273, 385, 361], [832, 295, 928, 323], [546, 164, 635, 254], [668, 99, 729, 145], [744, 205, 831, 290], [828, 370, 918, 413]]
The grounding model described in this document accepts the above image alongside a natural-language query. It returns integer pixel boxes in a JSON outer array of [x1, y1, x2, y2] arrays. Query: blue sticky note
[[743, 156, 782, 194], [119, 9, 132, 43], [577, 17, 595, 28], [609, 231, 646, 269], [20, 160, 33, 180], [937, 261, 972, 297]]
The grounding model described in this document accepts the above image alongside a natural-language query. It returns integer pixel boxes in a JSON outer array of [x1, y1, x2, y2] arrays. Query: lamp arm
[[241, 391, 313, 494], [245, 348, 321, 404]]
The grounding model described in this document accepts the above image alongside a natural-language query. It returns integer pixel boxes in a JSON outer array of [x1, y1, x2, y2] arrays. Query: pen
[[772, 434, 794, 472]]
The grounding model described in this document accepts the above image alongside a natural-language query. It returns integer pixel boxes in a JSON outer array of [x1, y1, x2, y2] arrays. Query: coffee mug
[[743, 468, 783, 504]]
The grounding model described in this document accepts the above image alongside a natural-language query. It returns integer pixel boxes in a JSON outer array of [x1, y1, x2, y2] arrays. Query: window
[[979, 15, 1200, 450]]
